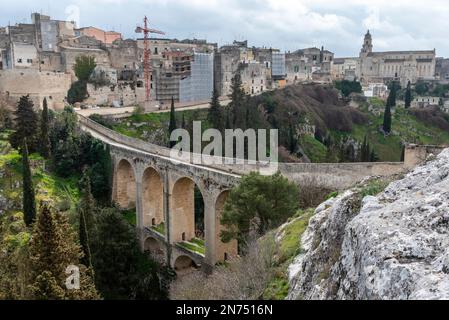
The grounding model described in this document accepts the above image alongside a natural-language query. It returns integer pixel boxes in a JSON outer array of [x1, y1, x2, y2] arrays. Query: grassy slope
[[0, 132, 81, 216], [112, 110, 210, 141], [263, 208, 315, 300], [348, 100, 449, 162]]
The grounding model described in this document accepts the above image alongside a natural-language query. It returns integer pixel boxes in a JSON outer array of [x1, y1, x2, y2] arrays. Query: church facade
[[357, 31, 436, 86]]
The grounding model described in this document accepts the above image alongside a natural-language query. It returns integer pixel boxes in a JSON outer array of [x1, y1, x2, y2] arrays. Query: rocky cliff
[[288, 148, 449, 300]]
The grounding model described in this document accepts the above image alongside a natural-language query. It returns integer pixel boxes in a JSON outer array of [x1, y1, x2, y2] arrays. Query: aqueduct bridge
[[78, 115, 434, 272]]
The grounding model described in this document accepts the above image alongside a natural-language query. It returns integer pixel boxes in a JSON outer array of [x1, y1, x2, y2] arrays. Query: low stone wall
[[279, 162, 406, 190]]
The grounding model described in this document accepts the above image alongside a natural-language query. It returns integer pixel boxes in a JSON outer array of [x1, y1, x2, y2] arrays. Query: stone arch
[[142, 166, 164, 230], [170, 177, 205, 243], [114, 159, 136, 209], [173, 255, 197, 272], [144, 236, 166, 263], [215, 191, 238, 263], [144, 237, 163, 253]]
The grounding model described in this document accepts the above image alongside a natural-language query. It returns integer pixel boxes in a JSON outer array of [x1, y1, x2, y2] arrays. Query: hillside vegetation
[[107, 84, 449, 163]]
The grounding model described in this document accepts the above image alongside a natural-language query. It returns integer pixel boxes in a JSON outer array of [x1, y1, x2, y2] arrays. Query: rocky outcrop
[[288, 149, 449, 300]]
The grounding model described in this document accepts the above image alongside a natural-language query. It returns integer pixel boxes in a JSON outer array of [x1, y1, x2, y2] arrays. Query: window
[[182, 233, 186, 241], [154, 47, 158, 55], [17, 58, 22, 63]]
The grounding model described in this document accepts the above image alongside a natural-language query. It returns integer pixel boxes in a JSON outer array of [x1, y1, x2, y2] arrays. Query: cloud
[[0, 0, 448, 57]]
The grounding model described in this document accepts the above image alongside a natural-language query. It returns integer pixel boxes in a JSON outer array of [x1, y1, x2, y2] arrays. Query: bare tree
[[170, 235, 277, 300]]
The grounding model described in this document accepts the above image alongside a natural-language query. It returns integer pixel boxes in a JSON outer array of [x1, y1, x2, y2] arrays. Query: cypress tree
[[229, 74, 245, 127], [383, 103, 392, 135], [78, 172, 96, 268], [361, 135, 368, 162], [288, 123, 297, 153], [225, 109, 231, 129], [370, 148, 378, 162], [40, 98, 51, 159], [29, 204, 100, 300], [208, 88, 222, 131], [168, 97, 177, 148], [383, 85, 395, 135], [404, 81, 412, 109], [181, 113, 186, 130], [22, 139, 36, 227], [10, 95, 39, 151]]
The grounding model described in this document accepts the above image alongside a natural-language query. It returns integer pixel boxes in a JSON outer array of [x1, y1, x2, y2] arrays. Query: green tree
[[383, 103, 392, 135], [0, 97, 13, 130], [181, 113, 186, 130], [208, 88, 223, 131], [386, 82, 398, 108], [335, 80, 363, 97], [28, 204, 99, 300], [383, 83, 396, 135], [9, 95, 39, 151], [229, 73, 246, 127], [221, 172, 300, 243], [91, 207, 167, 300], [68, 56, 97, 104], [168, 97, 177, 148], [74, 56, 97, 81], [40, 98, 51, 159], [415, 81, 429, 96], [404, 81, 412, 109], [22, 140, 36, 227], [78, 172, 96, 268], [67, 80, 88, 104]]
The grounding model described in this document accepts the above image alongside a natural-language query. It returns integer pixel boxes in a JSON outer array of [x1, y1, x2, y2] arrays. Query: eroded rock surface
[[288, 149, 449, 300]]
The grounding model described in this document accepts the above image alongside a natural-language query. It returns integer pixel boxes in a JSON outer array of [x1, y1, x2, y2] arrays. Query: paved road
[[76, 99, 231, 117]]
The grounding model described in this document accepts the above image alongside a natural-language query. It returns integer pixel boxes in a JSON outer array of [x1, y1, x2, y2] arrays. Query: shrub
[[220, 172, 300, 244]]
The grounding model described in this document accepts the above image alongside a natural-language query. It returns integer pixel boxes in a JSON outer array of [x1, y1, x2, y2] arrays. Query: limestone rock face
[[288, 148, 449, 300]]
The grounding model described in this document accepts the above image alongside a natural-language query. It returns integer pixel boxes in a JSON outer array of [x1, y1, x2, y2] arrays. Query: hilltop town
[[2, 13, 449, 113]]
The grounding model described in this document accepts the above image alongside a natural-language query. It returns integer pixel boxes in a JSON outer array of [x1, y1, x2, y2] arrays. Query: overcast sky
[[1, 0, 449, 57]]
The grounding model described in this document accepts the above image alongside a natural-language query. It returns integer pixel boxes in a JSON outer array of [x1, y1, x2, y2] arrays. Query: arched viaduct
[[78, 114, 440, 272]]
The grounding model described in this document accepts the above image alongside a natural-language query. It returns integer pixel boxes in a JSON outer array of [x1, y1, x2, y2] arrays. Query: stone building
[[332, 57, 358, 81], [239, 61, 269, 95], [214, 43, 242, 97], [285, 52, 311, 85], [435, 58, 449, 82], [412, 96, 441, 109], [357, 30, 436, 86], [214, 41, 284, 97], [75, 27, 122, 45], [285, 47, 334, 85], [32, 13, 76, 52]]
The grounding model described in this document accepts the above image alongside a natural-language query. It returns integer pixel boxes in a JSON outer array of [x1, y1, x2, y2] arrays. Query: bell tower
[[361, 30, 373, 56]]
